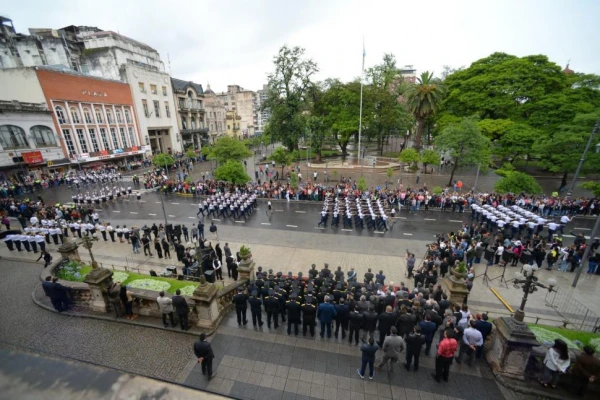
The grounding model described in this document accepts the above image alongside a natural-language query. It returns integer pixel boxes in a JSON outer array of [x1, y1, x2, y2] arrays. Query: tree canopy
[[214, 160, 251, 185], [270, 146, 293, 178], [204, 136, 252, 166], [494, 171, 543, 194], [152, 153, 174, 167]]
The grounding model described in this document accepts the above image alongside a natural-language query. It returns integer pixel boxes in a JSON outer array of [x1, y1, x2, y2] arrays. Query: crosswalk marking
[[130, 212, 138, 214], [286, 225, 298, 228], [149, 213, 157, 216], [424, 218, 436, 221], [261, 223, 271, 225], [403, 233, 413, 236]]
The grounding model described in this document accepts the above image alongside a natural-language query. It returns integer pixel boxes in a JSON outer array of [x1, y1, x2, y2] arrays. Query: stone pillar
[[238, 253, 255, 281], [57, 242, 81, 262], [486, 317, 540, 380], [441, 273, 470, 305], [83, 268, 114, 313], [191, 276, 219, 331]]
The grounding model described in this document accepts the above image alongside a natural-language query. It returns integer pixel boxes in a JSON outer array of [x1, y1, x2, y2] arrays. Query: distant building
[[171, 78, 206, 150], [203, 84, 226, 143], [254, 84, 270, 134], [225, 110, 243, 138], [399, 65, 417, 84], [217, 85, 256, 137]]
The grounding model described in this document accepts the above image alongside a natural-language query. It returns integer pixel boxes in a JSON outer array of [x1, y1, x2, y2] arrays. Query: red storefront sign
[[22, 151, 44, 164]]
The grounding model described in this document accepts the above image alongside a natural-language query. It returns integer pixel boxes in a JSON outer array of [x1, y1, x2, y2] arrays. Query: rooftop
[[171, 78, 204, 95]]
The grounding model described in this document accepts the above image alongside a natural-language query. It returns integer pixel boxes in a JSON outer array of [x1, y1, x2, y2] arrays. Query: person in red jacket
[[432, 329, 458, 383]]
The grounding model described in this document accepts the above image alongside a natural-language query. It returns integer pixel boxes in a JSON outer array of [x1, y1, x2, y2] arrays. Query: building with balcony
[[217, 85, 256, 137], [203, 84, 226, 143], [225, 110, 243, 138], [255, 83, 270, 134], [171, 78, 206, 150]]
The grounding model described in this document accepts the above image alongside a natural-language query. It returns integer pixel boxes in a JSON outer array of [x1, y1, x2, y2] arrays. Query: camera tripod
[[475, 261, 508, 288]]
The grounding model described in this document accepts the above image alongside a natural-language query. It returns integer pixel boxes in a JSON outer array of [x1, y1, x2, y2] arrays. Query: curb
[[30, 284, 215, 338], [492, 368, 575, 400]]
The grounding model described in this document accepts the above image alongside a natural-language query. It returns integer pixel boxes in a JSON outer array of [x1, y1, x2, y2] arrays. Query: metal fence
[[545, 286, 600, 332]]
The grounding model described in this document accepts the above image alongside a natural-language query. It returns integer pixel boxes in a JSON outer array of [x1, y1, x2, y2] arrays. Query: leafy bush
[[55, 260, 92, 282], [494, 162, 516, 177], [432, 186, 443, 195], [239, 245, 251, 257]]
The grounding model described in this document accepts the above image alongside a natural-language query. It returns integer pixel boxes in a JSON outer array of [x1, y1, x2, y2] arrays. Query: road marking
[[341, 229, 353, 232], [235, 221, 245, 223], [95, 209, 103, 212], [450, 220, 463, 223], [113, 210, 120, 213], [398, 217, 407, 220], [188, 217, 195, 219], [403, 233, 413, 236], [295, 211, 306, 213], [424, 218, 436, 221], [315, 227, 325, 229], [574, 228, 591, 231], [155, 202, 161, 204], [139, 201, 146, 203], [168, 215, 175, 217], [149, 213, 157, 216], [261, 223, 271, 225], [212, 219, 221, 221], [171, 202, 180, 205], [286, 225, 298, 228], [374, 231, 385, 234], [130, 212, 138, 214], [275, 210, 283, 212]]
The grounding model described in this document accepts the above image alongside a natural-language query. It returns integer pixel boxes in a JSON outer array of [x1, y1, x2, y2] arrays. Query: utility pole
[[572, 213, 600, 287], [568, 120, 600, 195]]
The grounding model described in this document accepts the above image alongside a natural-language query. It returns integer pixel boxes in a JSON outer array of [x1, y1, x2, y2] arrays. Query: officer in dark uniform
[[334, 297, 350, 339], [301, 295, 317, 337], [248, 290, 263, 327], [286, 294, 302, 336], [332, 283, 344, 304], [309, 264, 319, 279], [348, 304, 363, 345], [232, 287, 248, 326], [276, 287, 287, 323], [316, 286, 327, 304], [364, 268, 374, 284], [264, 290, 280, 329]]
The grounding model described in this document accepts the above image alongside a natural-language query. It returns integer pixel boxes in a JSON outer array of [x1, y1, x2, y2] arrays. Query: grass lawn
[[528, 323, 600, 350], [119, 272, 198, 294], [383, 151, 401, 158]]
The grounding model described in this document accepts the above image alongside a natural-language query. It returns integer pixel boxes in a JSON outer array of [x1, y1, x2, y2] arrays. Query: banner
[[22, 151, 44, 164]]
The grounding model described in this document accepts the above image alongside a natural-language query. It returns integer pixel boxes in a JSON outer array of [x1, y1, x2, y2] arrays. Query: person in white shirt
[[456, 320, 484, 367], [547, 221, 558, 240], [540, 339, 570, 387], [30, 216, 39, 226], [35, 233, 46, 252], [559, 215, 571, 233], [98, 223, 107, 241]]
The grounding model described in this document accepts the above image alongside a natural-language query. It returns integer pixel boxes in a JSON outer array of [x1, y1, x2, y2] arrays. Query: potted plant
[[239, 245, 252, 260], [451, 261, 468, 280]]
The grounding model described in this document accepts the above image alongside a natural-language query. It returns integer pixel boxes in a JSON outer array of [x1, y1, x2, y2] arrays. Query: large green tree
[[494, 171, 542, 194], [270, 147, 293, 178], [152, 153, 174, 168], [264, 46, 318, 152], [404, 71, 446, 151], [436, 116, 492, 186], [214, 160, 251, 185], [204, 136, 252, 166]]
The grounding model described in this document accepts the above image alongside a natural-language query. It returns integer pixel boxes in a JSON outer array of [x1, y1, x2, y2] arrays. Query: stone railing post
[[57, 242, 81, 262], [191, 276, 219, 331], [238, 253, 255, 281], [83, 268, 114, 313]]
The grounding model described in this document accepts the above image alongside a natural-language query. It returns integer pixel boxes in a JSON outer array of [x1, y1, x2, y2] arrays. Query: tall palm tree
[[404, 71, 446, 151]]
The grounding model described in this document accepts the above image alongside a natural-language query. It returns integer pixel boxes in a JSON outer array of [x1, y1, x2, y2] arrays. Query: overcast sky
[[5, 0, 599, 92]]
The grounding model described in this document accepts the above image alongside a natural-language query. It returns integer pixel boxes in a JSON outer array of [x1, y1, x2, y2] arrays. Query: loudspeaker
[[204, 270, 215, 283], [166, 224, 173, 235]]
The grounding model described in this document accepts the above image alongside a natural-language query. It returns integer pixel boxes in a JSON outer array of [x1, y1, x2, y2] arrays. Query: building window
[[30, 125, 56, 147], [76, 128, 88, 153], [116, 109, 123, 123], [191, 117, 196, 130], [142, 100, 149, 117], [95, 108, 104, 123], [100, 128, 110, 150], [150, 84, 157, 95], [55, 106, 68, 124], [110, 128, 119, 149], [120, 127, 128, 148], [182, 117, 187, 130], [88, 128, 100, 152], [124, 109, 132, 123], [128, 127, 136, 146], [0, 125, 29, 149], [138, 82, 145, 93], [179, 98, 185, 109], [162, 86, 167, 96], [83, 108, 93, 124], [153, 100, 160, 118], [70, 107, 81, 124], [106, 110, 114, 124], [62, 129, 76, 156], [165, 102, 170, 118]]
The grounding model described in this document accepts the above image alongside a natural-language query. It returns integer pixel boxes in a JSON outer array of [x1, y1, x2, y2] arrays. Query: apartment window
[[142, 100, 149, 117], [191, 117, 196, 130], [100, 128, 110, 150], [227, 125, 230, 130], [150, 84, 157, 95], [106, 110, 114, 124], [162, 86, 167, 96], [110, 128, 119, 149], [70, 107, 81, 124], [62, 129, 76, 155], [178, 98, 185, 109], [128, 127, 135, 146], [55, 106, 68, 124], [83, 108, 93, 124], [95, 108, 104, 123], [30, 125, 56, 147], [138, 82, 145, 93], [88, 128, 100, 152], [153, 100, 160, 118], [165, 102, 170, 118], [124, 109, 132, 123], [181, 117, 187, 130], [0, 125, 29, 149], [120, 127, 128, 148], [76, 128, 88, 153], [116, 109, 123, 123]]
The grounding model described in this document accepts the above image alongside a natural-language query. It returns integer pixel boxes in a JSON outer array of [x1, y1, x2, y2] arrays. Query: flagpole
[[358, 38, 365, 176]]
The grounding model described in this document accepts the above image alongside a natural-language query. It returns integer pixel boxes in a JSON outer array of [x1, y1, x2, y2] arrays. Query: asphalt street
[[22, 183, 599, 243]]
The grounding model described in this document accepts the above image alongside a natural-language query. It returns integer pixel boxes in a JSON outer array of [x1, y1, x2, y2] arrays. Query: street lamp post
[[512, 265, 556, 322], [568, 120, 600, 195]]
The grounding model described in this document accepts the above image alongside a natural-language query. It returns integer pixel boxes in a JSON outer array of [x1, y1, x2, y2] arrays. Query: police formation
[[196, 192, 258, 220], [317, 194, 394, 231]]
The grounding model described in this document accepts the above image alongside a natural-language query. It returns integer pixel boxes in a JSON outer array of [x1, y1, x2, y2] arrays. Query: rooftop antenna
[[167, 53, 172, 75]]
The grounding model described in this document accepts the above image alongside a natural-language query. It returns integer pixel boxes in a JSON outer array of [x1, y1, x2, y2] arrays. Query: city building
[[170, 78, 207, 150], [398, 65, 417, 84], [217, 85, 256, 137], [255, 83, 270, 134], [124, 65, 180, 154], [225, 110, 242, 138], [203, 83, 226, 143], [35, 67, 147, 167], [0, 68, 65, 177]]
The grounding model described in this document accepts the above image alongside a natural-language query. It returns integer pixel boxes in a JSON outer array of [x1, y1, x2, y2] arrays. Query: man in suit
[[334, 297, 350, 339], [474, 313, 493, 359], [419, 312, 437, 356], [377, 306, 398, 348], [405, 325, 426, 371], [172, 289, 189, 331], [317, 295, 337, 338], [193, 333, 215, 380], [361, 306, 378, 342], [42, 276, 61, 311], [376, 326, 405, 373], [232, 287, 248, 326]]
